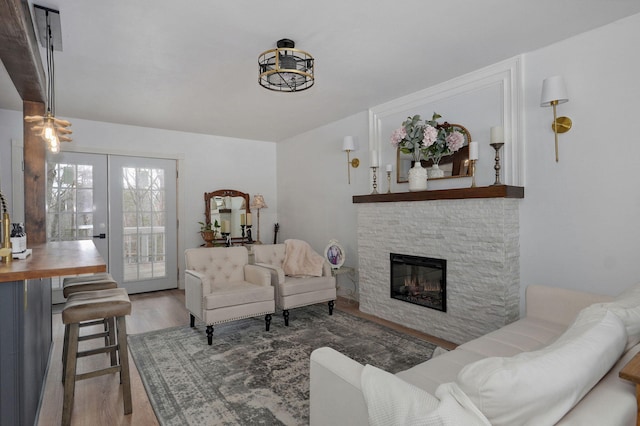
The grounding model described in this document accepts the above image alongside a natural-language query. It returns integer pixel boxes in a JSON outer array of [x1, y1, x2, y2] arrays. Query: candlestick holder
[[221, 232, 231, 247], [241, 224, 246, 241], [469, 159, 477, 188], [490, 142, 504, 185], [386, 170, 392, 193], [371, 167, 379, 194], [246, 225, 253, 244]]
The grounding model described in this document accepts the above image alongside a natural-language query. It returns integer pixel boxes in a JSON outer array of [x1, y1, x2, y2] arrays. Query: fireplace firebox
[[390, 253, 446, 312]]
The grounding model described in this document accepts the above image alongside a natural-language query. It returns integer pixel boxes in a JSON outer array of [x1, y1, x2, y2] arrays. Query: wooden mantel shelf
[[352, 185, 524, 204]]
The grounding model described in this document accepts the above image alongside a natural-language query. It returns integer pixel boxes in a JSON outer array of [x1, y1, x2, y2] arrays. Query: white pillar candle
[[385, 164, 393, 172], [222, 220, 230, 233], [490, 126, 504, 144], [469, 141, 478, 160], [246, 213, 252, 226], [240, 213, 245, 225], [370, 150, 379, 167]]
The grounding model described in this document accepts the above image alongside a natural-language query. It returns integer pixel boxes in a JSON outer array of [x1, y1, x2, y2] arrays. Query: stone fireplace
[[354, 186, 523, 344]]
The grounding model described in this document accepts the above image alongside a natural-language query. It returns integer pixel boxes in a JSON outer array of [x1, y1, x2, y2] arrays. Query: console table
[[0, 240, 106, 426]]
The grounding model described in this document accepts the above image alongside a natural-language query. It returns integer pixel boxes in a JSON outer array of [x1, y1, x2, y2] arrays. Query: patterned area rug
[[128, 305, 436, 426]]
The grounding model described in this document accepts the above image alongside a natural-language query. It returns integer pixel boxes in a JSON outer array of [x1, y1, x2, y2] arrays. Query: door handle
[[93, 233, 106, 239]]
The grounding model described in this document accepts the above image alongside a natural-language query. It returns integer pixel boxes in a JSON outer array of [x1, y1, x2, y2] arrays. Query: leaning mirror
[[203, 189, 251, 244], [397, 124, 472, 183]]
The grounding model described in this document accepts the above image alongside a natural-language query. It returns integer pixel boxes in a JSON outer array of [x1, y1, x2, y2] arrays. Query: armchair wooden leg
[[206, 325, 214, 345], [265, 314, 272, 331], [283, 309, 290, 326], [190, 314, 195, 327], [328, 300, 335, 315]]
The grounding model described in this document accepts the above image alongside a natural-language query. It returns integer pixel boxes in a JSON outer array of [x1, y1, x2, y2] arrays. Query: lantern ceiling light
[[258, 39, 314, 92]]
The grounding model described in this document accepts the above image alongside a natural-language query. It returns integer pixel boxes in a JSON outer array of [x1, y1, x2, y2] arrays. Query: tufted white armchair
[[184, 246, 274, 345], [252, 243, 336, 326]]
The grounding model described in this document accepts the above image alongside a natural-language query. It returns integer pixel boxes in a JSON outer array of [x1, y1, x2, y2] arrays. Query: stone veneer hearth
[[355, 188, 522, 344]]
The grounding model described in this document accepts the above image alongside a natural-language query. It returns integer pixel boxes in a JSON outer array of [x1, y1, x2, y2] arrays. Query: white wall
[[0, 109, 277, 286], [520, 13, 640, 299], [277, 111, 369, 278]]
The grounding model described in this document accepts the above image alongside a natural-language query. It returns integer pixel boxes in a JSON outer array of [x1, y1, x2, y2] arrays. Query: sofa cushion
[[456, 306, 627, 426], [361, 365, 490, 426], [596, 281, 640, 351], [458, 316, 566, 357], [281, 275, 335, 296], [204, 281, 274, 309]]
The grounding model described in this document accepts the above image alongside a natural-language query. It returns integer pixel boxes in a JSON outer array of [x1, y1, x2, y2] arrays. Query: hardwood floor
[[37, 290, 455, 425]]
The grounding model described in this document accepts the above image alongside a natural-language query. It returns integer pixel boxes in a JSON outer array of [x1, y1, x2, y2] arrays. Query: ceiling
[[2, 1, 640, 142]]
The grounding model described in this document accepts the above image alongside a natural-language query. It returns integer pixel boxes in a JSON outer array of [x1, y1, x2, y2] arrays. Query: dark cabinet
[[0, 278, 52, 426]]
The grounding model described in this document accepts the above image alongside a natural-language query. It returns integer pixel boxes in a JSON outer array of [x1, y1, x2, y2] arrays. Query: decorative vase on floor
[[428, 163, 445, 179], [408, 161, 427, 191]]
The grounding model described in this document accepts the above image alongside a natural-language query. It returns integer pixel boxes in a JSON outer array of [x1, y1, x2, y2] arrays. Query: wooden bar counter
[[0, 240, 106, 426]]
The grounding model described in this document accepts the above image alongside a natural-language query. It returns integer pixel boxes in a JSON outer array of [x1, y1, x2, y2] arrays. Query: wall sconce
[[342, 136, 359, 184], [540, 75, 572, 162]]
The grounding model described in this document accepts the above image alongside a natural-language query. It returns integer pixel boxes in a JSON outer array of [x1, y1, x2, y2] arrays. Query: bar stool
[[61, 288, 133, 426], [62, 273, 119, 366], [63, 272, 117, 297]]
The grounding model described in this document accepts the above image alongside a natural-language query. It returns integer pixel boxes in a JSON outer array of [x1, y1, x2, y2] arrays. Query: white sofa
[[310, 284, 640, 425]]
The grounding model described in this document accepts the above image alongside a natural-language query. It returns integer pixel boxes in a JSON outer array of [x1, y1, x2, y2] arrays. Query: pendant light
[[24, 5, 72, 153]]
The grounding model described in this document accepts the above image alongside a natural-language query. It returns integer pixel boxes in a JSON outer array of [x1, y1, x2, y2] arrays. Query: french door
[[109, 155, 177, 293], [46, 152, 177, 300]]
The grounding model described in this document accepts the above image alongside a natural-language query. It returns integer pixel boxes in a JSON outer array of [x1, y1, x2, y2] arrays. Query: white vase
[[428, 163, 445, 179], [408, 161, 428, 191]]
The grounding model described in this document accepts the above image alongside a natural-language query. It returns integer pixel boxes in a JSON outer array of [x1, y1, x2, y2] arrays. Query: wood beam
[[24, 100, 46, 244], [0, 0, 46, 103]]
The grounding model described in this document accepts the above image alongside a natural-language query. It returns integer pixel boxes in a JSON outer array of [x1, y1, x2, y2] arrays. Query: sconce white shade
[[342, 136, 355, 151], [540, 75, 569, 106]]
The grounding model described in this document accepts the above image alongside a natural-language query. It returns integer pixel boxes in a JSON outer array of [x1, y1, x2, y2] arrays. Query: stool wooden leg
[[62, 324, 69, 381], [117, 316, 132, 414], [328, 300, 335, 315], [283, 309, 290, 326], [108, 317, 117, 366], [62, 323, 80, 426]]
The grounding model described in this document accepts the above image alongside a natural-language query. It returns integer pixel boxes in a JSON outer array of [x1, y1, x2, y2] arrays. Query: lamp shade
[[250, 194, 268, 210], [540, 75, 569, 106], [342, 136, 355, 151]]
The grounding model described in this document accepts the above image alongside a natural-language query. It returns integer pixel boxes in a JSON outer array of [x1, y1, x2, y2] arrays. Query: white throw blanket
[[361, 364, 490, 426], [282, 239, 325, 277]]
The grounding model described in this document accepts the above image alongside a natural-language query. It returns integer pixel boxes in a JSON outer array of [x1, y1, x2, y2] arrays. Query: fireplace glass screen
[[390, 253, 446, 312]]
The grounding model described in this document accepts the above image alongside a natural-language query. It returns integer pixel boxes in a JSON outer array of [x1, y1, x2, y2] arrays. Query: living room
[[1, 2, 640, 425]]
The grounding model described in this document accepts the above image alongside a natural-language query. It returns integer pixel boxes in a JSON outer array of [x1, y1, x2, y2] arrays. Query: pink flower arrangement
[[391, 113, 466, 164], [446, 131, 465, 152]]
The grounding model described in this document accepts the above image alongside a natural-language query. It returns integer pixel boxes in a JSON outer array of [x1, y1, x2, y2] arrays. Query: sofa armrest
[[310, 347, 369, 426], [244, 264, 272, 286], [185, 269, 208, 319], [255, 262, 285, 285], [322, 261, 332, 277], [525, 285, 613, 326]]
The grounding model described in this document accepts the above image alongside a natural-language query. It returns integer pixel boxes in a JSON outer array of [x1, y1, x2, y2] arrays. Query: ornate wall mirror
[[396, 124, 472, 183], [204, 189, 251, 242]]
